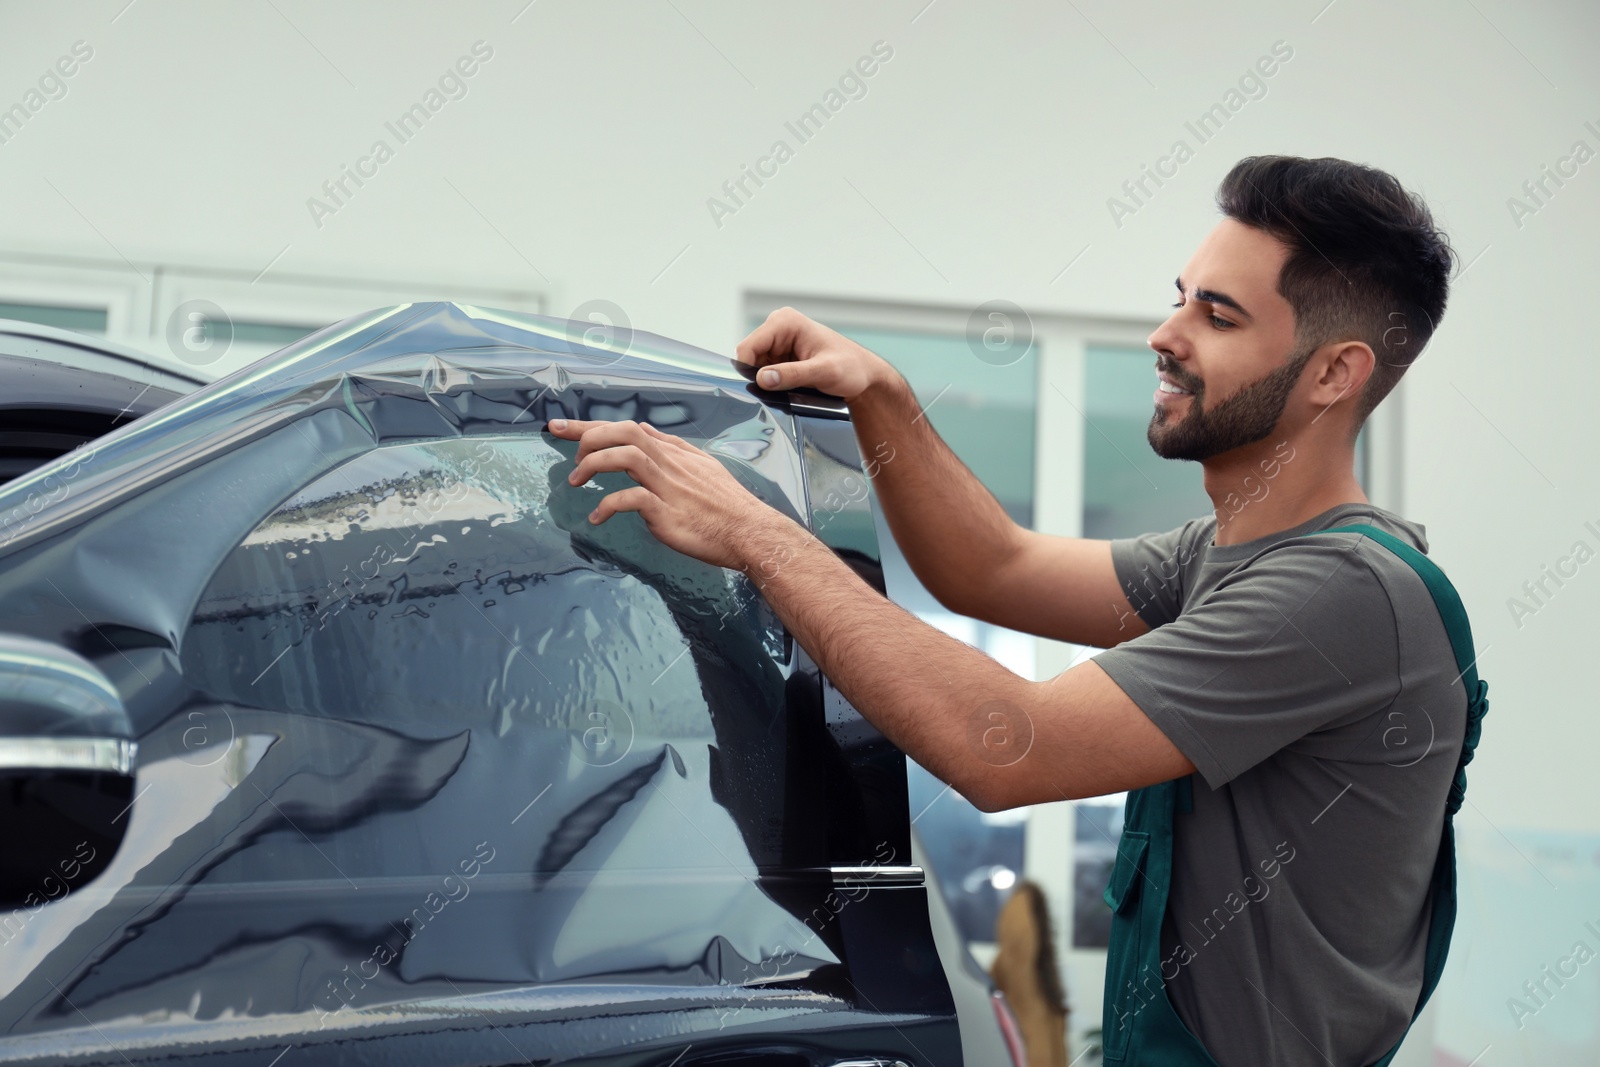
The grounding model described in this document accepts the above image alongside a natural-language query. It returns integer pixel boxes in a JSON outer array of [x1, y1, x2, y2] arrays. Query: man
[[547, 154, 1482, 1066]]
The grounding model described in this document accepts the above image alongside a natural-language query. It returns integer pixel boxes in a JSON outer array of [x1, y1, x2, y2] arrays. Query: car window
[[186, 433, 779, 747], [181, 429, 810, 852], [5, 429, 836, 1042]]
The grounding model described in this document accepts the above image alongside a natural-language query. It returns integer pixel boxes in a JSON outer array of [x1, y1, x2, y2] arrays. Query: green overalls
[[1100, 524, 1491, 1066]]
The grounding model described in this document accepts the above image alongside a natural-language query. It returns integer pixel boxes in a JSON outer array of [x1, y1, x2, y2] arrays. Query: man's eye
[[1171, 301, 1234, 330]]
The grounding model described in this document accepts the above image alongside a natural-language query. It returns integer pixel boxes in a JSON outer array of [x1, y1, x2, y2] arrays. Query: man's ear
[[1312, 340, 1375, 411]]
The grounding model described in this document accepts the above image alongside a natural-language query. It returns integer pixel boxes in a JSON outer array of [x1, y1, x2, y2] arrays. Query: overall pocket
[[1101, 830, 1151, 1063]]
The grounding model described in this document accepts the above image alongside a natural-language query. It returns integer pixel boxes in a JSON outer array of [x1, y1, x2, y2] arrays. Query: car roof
[[0, 302, 817, 556], [0, 318, 211, 394], [0, 319, 213, 485]]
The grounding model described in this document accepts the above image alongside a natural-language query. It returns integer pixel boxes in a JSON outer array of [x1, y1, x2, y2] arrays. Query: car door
[[0, 302, 959, 1065]]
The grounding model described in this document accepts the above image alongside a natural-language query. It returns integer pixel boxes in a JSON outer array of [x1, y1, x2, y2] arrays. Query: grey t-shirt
[[1093, 502, 1468, 1067]]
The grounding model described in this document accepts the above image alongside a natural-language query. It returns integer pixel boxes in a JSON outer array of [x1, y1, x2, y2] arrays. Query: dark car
[[0, 302, 1021, 1066], [0, 318, 206, 486]]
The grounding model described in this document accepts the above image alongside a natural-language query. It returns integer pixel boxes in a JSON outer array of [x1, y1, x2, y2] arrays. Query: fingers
[[754, 361, 806, 390], [545, 417, 613, 440], [552, 419, 646, 463], [735, 306, 809, 367], [548, 417, 697, 471], [734, 322, 782, 367], [590, 485, 655, 524], [639, 422, 687, 446], [568, 443, 660, 488], [733, 308, 861, 395]]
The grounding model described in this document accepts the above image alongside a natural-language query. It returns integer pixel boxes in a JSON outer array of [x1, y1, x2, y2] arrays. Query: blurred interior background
[[0, 3, 1595, 1063]]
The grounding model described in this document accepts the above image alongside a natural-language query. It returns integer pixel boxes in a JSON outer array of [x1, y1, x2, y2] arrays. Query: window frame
[[0, 250, 544, 382], [0, 254, 150, 340]]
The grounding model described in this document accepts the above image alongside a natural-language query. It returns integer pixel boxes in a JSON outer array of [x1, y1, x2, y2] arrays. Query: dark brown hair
[[1216, 155, 1456, 429], [1011, 880, 1066, 1013]]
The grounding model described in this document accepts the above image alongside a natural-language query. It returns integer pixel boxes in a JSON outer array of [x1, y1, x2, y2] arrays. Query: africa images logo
[[1106, 40, 1293, 229], [705, 40, 894, 229], [305, 41, 495, 229]]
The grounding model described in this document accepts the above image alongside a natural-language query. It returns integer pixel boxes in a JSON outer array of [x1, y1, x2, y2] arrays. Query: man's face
[[1145, 219, 1310, 462]]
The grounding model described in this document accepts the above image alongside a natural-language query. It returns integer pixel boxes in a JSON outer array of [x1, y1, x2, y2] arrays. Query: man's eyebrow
[[1174, 276, 1254, 321]]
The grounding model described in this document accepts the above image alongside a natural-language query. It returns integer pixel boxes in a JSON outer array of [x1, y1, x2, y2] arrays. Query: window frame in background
[[0, 250, 542, 381]]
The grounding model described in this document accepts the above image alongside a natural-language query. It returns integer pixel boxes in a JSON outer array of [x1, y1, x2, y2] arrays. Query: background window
[[1082, 343, 1211, 540], [0, 300, 109, 336]]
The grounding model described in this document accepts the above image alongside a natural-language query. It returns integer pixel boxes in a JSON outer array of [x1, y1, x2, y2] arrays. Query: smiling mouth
[[1157, 380, 1192, 395]]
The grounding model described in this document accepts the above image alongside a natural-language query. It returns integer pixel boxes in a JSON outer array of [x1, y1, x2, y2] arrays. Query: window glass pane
[[837, 325, 1034, 527], [183, 433, 795, 870], [908, 766, 1028, 948], [0, 300, 108, 335], [1083, 343, 1209, 540], [1073, 797, 1126, 948], [93, 431, 838, 1013]]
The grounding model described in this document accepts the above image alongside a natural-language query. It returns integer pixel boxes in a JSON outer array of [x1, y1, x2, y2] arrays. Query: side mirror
[[0, 634, 137, 909]]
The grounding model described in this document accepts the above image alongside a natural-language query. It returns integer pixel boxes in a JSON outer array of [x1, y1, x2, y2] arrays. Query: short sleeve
[[1094, 536, 1403, 789], [1110, 517, 1209, 629]]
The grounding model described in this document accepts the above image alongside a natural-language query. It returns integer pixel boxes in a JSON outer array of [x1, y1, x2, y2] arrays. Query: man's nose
[[1147, 320, 1184, 361]]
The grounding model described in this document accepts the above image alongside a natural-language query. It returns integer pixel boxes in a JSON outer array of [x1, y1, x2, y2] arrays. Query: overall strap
[[1305, 522, 1489, 815], [1303, 522, 1491, 1066]]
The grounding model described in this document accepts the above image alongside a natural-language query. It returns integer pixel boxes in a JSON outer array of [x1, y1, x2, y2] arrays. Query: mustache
[[1155, 358, 1202, 392]]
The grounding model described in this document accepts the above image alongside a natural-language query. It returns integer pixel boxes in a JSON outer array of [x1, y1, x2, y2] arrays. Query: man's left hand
[[546, 418, 781, 573]]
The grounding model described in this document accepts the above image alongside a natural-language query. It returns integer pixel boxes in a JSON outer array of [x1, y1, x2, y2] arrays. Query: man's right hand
[[735, 309, 1143, 650], [735, 307, 898, 401]]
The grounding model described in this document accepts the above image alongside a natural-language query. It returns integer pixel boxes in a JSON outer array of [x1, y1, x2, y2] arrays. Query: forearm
[[554, 408, 1163, 809], [741, 509, 1035, 810], [846, 373, 1020, 615]]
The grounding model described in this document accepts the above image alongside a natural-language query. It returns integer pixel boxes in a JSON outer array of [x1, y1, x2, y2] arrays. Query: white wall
[[2, 1, 1595, 1061]]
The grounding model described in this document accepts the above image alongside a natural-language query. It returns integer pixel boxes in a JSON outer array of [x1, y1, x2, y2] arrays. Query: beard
[[1147, 341, 1316, 462]]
